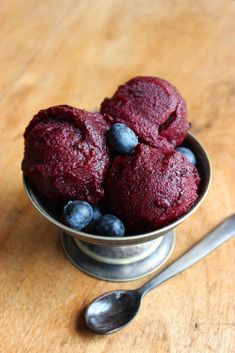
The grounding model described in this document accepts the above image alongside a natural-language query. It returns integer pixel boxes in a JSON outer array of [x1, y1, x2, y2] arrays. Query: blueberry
[[96, 214, 125, 237], [108, 123, 138, 154], [85, 205, 103, 233], [63, 200, 93, 230], [176, 147, 196, 165]]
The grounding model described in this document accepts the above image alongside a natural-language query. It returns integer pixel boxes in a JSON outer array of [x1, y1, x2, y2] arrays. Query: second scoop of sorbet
[[101, 76, 190, 152], [104, 144, 200, 232]]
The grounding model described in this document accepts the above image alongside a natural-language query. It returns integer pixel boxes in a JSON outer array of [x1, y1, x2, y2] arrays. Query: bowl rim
[[23, 132, 212, 244]]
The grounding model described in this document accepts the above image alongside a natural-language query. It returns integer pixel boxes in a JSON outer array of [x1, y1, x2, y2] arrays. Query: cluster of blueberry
[[63, 123, 196, 236], [63, 201, 125, 237]]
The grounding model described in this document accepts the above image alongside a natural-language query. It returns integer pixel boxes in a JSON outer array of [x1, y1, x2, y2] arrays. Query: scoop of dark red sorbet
[[101, 76, 190, 153], [22, 105, 111, 204], [104, 144, 200, 232]]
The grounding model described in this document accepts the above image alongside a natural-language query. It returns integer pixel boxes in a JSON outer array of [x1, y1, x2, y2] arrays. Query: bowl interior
[[23, 133, 211, 246]]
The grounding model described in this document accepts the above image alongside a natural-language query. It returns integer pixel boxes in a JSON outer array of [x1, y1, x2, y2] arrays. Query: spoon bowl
[[85, 290, 142, 334]]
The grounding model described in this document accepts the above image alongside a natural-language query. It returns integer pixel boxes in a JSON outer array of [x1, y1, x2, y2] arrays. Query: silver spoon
[[84, 214, 235, 334]]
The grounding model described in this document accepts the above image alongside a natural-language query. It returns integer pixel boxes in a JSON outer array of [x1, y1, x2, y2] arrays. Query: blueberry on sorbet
[[108, 123, 138, 154], [63, 200, 93, 230], [176, 147, 196, 165], [96, 214, 125, 237]]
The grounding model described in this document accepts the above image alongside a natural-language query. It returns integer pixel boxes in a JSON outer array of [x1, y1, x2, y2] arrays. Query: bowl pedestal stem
[[61, 231, 176, 282]]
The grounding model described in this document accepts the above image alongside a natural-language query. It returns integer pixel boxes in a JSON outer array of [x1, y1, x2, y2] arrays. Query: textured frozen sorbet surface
[[101, 76, 190, 152], [22, 105, 111, 204], [104, 144, 200, 233]]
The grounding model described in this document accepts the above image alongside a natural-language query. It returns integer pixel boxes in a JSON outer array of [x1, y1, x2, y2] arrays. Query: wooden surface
[[0, 1, 235, 352]]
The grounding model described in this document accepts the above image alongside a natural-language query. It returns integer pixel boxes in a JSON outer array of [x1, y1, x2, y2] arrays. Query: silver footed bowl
[[23, 132, 212, 281]]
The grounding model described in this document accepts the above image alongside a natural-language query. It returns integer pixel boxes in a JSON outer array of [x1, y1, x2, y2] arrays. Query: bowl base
[[61, 231, 176, 282]]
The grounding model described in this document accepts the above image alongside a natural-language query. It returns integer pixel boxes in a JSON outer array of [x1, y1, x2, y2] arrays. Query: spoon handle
[[139, 214, 235, 296]]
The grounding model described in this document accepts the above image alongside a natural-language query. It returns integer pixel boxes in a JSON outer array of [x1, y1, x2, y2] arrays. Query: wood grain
[[0, 0, 235, 352]]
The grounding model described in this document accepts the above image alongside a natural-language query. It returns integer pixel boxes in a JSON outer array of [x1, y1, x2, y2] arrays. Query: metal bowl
[[23, 133, 211, 281]]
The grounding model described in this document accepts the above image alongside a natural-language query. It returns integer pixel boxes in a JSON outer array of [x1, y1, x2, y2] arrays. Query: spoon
[[84, 214, 235, 334]]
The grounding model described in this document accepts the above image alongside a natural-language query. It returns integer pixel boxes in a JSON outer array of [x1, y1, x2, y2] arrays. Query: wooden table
[[0, 1, 234, 352]]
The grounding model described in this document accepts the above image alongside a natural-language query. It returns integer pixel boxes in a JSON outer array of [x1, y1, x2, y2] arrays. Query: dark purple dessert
[[101, 76, 190, 152], [22, 105, 111, 204], [104, 144, 200, 232]]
